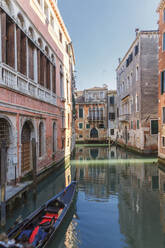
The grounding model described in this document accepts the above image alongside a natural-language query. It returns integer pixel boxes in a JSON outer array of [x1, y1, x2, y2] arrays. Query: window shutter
[[6, 20, 15, 68], [17, 28, 21, 72], [37, 49, 41, 83], [1, 12, 6, 63], [21, 34, 27, 75], [46, 60, 50, 90], [161, 71, 164, 95]]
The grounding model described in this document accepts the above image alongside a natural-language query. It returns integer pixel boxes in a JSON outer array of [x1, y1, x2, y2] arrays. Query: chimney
[[135, 28, 139, 37]]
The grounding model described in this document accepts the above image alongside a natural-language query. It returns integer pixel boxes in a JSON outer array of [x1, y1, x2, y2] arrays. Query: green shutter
[[161, 71, 164, 95]]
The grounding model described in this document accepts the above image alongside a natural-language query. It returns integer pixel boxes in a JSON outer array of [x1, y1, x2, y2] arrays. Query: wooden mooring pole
[[1, 141, 7, 227]]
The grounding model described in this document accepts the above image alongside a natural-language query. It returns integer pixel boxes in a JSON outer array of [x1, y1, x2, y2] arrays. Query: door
[[21, 123, 31, 174]]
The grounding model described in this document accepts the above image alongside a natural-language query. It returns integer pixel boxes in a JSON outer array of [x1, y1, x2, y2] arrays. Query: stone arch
[[38, 37, 43, 48], [2, 0, 13, 15], [17, 12, 25, 28], [90, 128, 98, 138], [45, 45, 49, 56], [21, 120, 35, 175], [0, 116, 15, 184], [38, 121, 45, 157], [28, 26, 34, 40]]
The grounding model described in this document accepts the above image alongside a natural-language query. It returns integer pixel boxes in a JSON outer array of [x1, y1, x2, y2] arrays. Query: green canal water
[[4, 145, 165, 248]]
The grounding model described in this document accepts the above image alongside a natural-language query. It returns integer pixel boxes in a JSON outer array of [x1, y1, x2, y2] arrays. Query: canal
[[3, 145, 165, 248]]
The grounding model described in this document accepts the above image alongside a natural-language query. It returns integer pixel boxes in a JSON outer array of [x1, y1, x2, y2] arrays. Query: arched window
[[136, 66, 139, 81], [53, 122, 57, 153], [39, 122, 44, 157], [90, 128, 98, 138], [0, 118, 10, 145]]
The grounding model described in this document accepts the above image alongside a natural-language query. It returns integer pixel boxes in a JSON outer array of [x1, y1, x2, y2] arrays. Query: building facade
[[107, 90, 118, 142], [75, 86, 108, 143], [0, 0, 75, 184], [116, 30, 158, 153], [157, 1, 165, 163]]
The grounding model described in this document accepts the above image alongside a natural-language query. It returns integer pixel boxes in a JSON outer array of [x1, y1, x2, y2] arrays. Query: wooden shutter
[[52, 66, 56, 93], [40, 53, 44, 86], [28, 40, 34, 80], [161, 71, 164, 95], [21, 33, 27, 75], [1, 12, 6, 63], [17, 28, 21, 72], [37, 49, 41, 84], [6, 19, 15, 68], [46, 59, 50, 90]]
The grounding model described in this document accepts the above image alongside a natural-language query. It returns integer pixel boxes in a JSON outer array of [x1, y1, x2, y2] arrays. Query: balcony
[[0, 63, 57, 105], [87, 116, 105, 122], [119, 114, 130, 122]]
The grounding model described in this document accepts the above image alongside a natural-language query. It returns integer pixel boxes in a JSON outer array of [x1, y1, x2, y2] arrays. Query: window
[[46, 59, 50, 89], [110, 96, 114, 105], [151, 120, 158, 134], [53, 122, 57, 153], [52, 65, 56, 93], [163, 107, 165, 124], [99, 124, 104, 129], [135, 45, 139, 56], [60, 71, 64, 97], [79, 107, 83, 118], [110, 129, 114, 135], [79, 135, 83, 138], [137, 120, 139, 129], [162, 137, 165, 147], [2, 14, 15, 68], [161, 71, 165, 94], [28, 40, 34, 80], [131, 120, 133, 129], [59, 30, 62, 43], [109, 113, 115, 120], [50, 13, 54, 28], [136, 95, 139, 112], [39, 122, 44, 157], [163, 33, 165, 51], [17, 28, 27, 75], [44, 2, 49, 20], [86, 124, 90, 129], [136, 66, 139, 81], [79, 123, 83, 129], [62, 111, 65, 128]]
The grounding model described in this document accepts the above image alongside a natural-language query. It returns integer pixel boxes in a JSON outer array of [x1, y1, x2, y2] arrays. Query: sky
[[58, 0, 159, 91]]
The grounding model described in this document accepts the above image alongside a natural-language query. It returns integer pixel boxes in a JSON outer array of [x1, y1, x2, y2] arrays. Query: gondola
[[0, 181, 77, 248]]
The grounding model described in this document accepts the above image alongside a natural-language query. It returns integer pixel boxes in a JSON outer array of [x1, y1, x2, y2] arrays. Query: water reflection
[[4, 145, 165, 248]]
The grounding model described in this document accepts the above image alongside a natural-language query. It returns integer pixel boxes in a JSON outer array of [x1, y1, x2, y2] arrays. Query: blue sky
[[59, 0, 159, 90]]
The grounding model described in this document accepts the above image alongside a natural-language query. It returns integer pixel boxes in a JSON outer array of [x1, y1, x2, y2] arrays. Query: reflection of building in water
[[65, 164, 72, 187], [159, 167, 165, 234], [75, 146, 109, 161], [75, 150, 163, 247], [118, 164, 162, 248], [64, 220, 79, 248]]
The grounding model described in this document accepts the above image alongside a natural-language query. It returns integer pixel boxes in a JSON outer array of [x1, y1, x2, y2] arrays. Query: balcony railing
[[119, 114, 130, 122], [0, 63, 57, 105], [87, 116, 105, 122]]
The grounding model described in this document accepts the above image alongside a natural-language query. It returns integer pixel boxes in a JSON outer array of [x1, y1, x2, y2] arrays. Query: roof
[[85, 86, 108, 91], [108, 90, 117, 95], [116, 30, 158, 71]]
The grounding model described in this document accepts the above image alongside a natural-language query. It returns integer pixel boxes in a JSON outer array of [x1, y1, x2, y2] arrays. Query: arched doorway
[[21, 122, 33, 174], [90, 128, 98, 138], [0, 118, 10, 184]]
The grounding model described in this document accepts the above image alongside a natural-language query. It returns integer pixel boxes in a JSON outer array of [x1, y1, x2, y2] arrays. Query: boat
[[0, 181, 77, 248]]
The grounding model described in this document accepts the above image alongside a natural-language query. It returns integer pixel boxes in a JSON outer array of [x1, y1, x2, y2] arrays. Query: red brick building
[[157, 1, 165, 163], [0, 0, 75, 183]]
